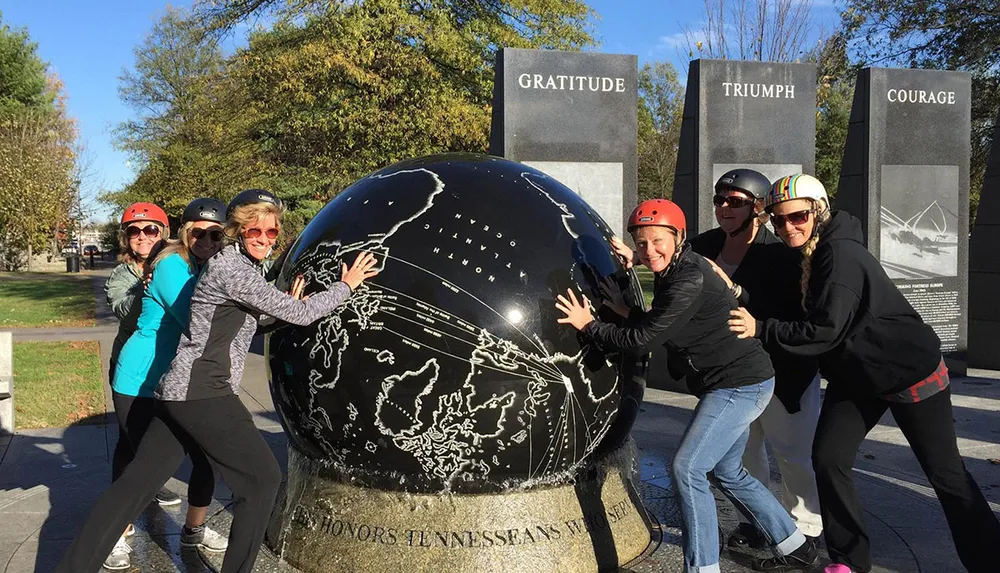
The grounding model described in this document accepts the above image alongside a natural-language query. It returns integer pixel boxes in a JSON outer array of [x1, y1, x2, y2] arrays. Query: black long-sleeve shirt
[[584, 247, 773, 397], [690, 226, 819, 413]]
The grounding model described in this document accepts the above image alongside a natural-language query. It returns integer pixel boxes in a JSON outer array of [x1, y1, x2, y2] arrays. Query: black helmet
[[182, 198, 227, 224], [227, 189, 281, 213], [714, 169, 771, 201]]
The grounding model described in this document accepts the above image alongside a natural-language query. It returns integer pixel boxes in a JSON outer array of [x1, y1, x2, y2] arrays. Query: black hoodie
[[585, 246, 774, 397], [757, 210, 942, 395], [690, 226, 819, 413]]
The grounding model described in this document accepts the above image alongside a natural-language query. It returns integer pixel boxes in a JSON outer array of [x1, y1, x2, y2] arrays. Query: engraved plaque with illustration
[[879, 164, 962, 351]]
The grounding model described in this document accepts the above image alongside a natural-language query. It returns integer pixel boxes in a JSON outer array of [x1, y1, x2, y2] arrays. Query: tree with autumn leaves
[[0, 13, 78, 271], [107, 0, 597, 242]]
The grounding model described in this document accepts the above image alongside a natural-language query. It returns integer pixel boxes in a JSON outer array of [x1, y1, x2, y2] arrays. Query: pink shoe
[[824, 565, 853, 573]]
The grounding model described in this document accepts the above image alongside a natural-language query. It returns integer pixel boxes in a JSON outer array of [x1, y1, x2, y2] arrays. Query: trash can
[[65, 254, 81, 273]]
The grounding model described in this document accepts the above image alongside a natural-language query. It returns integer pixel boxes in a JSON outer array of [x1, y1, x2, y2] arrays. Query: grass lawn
[[0, 274, 95, 328], [12, 341, 105, 429], [634, 267, 655, 307]]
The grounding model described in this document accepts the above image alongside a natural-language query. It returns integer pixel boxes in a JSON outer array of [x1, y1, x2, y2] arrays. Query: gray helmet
[[227, 189, 281, 213], [182, 198, 227, 224], [715, 169, 771, 201]]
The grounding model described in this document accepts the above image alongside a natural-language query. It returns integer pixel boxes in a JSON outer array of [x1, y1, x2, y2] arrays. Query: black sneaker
[[728, 522, 768, 549], [154, 487, 182, 506], [752, 537, 819, 571]]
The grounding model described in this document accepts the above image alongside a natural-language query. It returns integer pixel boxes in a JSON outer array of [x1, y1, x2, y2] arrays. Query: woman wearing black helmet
[[690, 169, 823, 549], [556, 199, 818, 573], [730, 174, 1000, 573], [57, 189, 381, 573], [103, 198, 230, 569]]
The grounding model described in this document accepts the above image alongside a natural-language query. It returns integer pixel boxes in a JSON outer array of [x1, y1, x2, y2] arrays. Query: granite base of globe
[[265, 440, 653, 573]]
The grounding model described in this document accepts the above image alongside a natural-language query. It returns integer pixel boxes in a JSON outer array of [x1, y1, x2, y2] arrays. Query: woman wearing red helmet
[[555, 198, 818, 572]]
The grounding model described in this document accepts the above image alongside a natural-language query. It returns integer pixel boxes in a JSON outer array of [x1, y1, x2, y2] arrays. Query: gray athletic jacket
[[155, 244, 352, 402], [105, 263, 143, 372]]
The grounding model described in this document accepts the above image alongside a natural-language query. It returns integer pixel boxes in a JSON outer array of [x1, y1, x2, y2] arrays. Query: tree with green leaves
[[0, 16, 77, 271], [107, 0, 597, 244], [0, 12, 53, 117], [811, 32, 854, 199], [104, 6, 230, 215], [841, 0, 1000, 222], [637, 61, 684, 201]]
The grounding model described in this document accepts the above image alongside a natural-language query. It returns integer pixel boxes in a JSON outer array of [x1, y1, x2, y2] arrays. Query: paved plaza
[[1, 271, 997, 572]]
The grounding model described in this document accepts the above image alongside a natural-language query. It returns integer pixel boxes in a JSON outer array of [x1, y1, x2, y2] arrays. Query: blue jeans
[[671, 378, 806, 573]]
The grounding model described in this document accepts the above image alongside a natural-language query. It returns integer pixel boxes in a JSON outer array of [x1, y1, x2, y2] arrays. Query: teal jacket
[[113, 253, 200, 397]]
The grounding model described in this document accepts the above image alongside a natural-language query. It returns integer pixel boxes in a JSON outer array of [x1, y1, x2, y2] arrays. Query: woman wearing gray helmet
[[102, 198, 230, 569], [690, 169, 823, 550], [58, 189, 381, 573]]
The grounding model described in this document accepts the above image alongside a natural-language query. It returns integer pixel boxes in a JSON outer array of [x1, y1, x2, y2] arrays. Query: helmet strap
[[802, 201, 830, 244], [727, 213, 755, 238]]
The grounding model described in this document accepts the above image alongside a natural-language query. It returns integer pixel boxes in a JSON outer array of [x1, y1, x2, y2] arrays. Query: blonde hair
[[151, 221, 198, 269], [798, 203, 831, 310], [224, 202, 284, 243], [118, 221, 167, 269]]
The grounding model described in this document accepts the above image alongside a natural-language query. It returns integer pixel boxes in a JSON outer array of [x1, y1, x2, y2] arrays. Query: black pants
[[57, 394, 282, 573], [812, 385, 1000, 573], [111, 392, 216, 507]]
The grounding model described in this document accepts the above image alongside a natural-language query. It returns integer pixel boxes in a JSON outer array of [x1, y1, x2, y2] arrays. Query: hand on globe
[[728, 308, 757, 339], [287, 274, 307, 300], [341, 251, 380, 291], [610, 236, 635, 269], [598, 276, 630, 318], [555, 288, 596, 331]]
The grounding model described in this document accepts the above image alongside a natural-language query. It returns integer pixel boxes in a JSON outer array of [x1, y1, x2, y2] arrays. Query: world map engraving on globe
[[268, 154, 643, 494]]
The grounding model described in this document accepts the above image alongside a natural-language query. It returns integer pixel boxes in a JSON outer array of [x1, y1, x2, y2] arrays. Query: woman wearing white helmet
[[729, 174, 1000, 573]]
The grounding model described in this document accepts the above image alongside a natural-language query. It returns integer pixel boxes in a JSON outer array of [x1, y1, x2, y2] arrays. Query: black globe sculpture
[[268, 153, 644, 494]]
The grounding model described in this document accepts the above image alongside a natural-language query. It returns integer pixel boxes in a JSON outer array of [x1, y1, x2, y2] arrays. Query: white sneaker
[[102, 535, 131, 570], [181, 525, 229, 552]]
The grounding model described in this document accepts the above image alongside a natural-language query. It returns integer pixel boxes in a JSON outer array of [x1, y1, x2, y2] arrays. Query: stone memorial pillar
[[968, 111, 1000, 368], [837, 67, 971, 374], [489, 48, 638, 239], [673, 59, 817, 236], [650, 59, 816, 391]]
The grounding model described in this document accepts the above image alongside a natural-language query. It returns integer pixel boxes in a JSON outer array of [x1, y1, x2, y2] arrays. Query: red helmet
[[121, 202, 168, 227], [627, 199, 687, 238]]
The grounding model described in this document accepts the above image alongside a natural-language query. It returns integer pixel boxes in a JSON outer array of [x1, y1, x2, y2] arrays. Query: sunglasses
[[191, 228, 224, 241], [125, 225, 161, 239], [770, 209, 815, 228], [244, 227, 279, 240], [713, 195, 755, 209]]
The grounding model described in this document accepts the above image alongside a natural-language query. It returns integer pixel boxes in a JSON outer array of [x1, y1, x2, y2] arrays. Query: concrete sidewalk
[[1, 270, 998, 571], [1, 346, 997, 571]]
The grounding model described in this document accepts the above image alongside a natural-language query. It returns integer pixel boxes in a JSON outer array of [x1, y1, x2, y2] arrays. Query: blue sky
[[1, 0, 841, 222]]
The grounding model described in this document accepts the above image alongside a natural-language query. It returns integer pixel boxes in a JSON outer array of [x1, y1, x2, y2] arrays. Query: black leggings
[[57, 394, 282, 573], [111, 392, 215, 507], [812, 385, 1000, 573]]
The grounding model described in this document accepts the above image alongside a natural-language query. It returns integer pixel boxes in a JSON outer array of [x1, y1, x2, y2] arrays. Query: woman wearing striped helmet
[[729, 174, 1000, 573]]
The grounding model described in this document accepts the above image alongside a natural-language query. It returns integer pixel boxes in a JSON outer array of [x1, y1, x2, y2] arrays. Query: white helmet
[[765, 174, 829, 213]]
